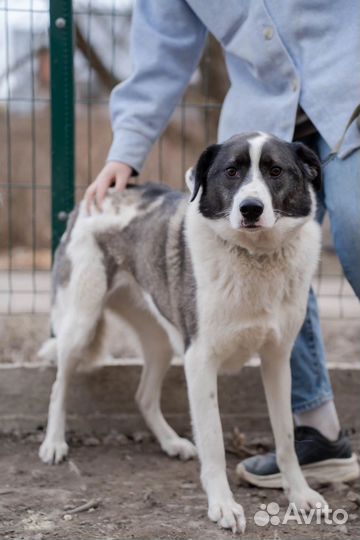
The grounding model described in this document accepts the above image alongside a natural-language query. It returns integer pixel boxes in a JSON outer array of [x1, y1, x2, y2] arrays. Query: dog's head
[[186, 132, 321, 243]]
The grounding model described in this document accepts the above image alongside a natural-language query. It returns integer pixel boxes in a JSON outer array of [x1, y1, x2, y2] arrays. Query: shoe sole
[[235, 453, 360, 489]]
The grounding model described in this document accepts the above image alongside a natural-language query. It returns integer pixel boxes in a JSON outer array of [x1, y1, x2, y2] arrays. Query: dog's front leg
[[185, 345, 246, 533], [260, 344, 328, 510]]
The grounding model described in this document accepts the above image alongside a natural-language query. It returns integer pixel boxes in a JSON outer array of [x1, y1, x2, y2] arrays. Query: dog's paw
[[39, 438, 69, 464], [208, 497, 246, 533], [289, 487, 328, 511], [162, 437, 197, 461]]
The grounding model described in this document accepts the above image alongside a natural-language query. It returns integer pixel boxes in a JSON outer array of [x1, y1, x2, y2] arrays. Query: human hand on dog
[[85, 161, 132, 213]]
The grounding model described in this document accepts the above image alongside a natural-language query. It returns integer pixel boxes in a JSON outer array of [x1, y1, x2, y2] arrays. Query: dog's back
[[49, 183, 197, 355]]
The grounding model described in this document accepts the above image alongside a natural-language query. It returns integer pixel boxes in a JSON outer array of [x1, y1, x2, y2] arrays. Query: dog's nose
[[239, 198, 264, 221]]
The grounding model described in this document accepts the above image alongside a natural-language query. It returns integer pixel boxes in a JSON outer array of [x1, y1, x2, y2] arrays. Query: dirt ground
[[0, 433, 359, 540]]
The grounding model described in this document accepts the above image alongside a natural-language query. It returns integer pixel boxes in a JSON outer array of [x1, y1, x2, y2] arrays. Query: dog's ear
[[292, 142, 322, 191], [190, 144, 221, 202]]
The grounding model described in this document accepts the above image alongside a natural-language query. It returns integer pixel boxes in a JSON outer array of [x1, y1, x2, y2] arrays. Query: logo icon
[[253, 501, 348, 527], [254, 502, 280, 527]]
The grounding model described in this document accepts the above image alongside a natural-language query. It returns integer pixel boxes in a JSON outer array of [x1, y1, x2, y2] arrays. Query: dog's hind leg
[[39, 314, 106, 464], [137, 344, 197, 460], [109, 288, 197, 460], [39, 241, 107, 464]]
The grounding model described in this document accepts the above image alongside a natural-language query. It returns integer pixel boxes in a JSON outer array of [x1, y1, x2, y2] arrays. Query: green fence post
[[49, 0, 75, 256]]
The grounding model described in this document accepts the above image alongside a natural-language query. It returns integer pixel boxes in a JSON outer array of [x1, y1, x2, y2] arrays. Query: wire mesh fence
[[0, 0, 358, 319]]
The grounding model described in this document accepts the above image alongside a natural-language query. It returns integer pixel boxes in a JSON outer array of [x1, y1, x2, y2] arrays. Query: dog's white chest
[[198, 279, 287, 368], [188, 217, 318, 368]]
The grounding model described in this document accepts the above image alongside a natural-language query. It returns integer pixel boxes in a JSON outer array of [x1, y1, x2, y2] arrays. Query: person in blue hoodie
[[85, 0, 360, 486]]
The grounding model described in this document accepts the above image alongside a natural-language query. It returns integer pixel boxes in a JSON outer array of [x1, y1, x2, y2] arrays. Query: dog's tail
[[38, 337, 58, 364], [37, 317, 108, 369]]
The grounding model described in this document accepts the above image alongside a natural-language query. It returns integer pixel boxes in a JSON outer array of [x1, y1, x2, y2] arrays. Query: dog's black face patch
[[191, 133, 321, 223], [258, 138, 321, 219], [192, 136, 252, 219]]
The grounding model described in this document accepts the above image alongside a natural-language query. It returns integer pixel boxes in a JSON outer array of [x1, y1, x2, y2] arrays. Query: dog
[[39, 132, 328, 533]]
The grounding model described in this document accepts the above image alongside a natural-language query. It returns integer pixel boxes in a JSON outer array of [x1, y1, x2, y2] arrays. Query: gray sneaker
[[236, 426, 360, 488]]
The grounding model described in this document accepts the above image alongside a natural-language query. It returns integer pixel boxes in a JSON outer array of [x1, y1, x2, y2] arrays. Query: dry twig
[[66, 498, 101, 515]]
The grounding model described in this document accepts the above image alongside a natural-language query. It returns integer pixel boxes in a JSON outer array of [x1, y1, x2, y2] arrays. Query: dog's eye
[[225, 167, 237, 177], [270, 166, 282, 177]]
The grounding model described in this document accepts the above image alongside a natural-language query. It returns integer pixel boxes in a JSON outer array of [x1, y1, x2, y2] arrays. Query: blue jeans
[[291, 135, 360, 413]]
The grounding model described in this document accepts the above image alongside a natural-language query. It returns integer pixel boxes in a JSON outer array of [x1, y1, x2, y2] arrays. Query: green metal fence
[[0, 0, 358, 319], [49, 0, 75, 253]]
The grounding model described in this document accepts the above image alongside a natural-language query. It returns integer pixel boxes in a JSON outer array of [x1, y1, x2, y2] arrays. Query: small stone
[[347, 491, 360, 506], [63, 514, 73, 521], [103, 431, 129, 445], [349, 513, 358, 521], [82, 436, 100, 447], [88, 507, 95, 513], [31, 469, 45, 480], [132, 431, 151, 443], [26, 432, 45, 443], [336, 524, 348, 535], [143, 492, 158, 507]]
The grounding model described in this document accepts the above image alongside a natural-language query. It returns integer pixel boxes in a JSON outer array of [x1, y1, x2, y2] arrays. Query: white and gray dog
[[39, 132, 328, 533]]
